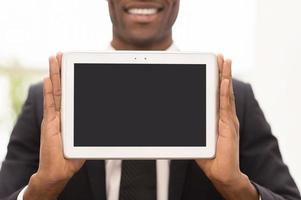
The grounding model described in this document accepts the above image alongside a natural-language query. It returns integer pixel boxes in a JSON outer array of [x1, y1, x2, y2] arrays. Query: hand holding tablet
[[25, 54, 86, 199], [28, 53, 248, 199], [61, 52, 218, 159]]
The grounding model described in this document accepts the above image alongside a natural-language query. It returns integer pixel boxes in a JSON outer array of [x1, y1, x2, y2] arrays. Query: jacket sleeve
[[0, 84, 41, 200], [239, 83, 301, 200]]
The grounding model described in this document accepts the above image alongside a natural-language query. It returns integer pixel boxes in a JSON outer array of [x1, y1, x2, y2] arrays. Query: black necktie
[[119, 160, 157, 200]]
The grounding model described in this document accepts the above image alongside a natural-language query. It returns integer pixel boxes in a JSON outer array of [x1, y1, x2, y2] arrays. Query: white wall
[[250, 0, 301, 188], [0, 0, 257, 160]]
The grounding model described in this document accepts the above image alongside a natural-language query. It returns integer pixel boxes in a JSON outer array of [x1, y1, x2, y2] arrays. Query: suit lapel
[[168, 160, 189, 200], [86, 160, 107, 200]]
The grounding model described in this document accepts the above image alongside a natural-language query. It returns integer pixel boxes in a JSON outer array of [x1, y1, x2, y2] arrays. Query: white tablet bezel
[[62, 51, 218, 159]]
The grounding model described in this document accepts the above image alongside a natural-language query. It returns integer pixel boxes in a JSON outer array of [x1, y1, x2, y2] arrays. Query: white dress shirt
[[105, 160, 170, 200], [18, 43, 261, 200]]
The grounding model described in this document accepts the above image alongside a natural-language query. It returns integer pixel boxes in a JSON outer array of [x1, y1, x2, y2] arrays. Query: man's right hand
[[24, 53, 85, 200]]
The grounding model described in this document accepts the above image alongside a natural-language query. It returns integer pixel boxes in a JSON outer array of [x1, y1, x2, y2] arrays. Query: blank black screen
[[74, 64, 206, 146]]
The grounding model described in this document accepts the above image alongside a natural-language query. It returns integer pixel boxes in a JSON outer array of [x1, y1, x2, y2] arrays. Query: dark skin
[[109, 0, 179, 50], [24, 0, 259, 199]]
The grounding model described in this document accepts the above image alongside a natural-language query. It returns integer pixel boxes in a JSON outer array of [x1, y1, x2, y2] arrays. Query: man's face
[[108, 0, 180, 46]]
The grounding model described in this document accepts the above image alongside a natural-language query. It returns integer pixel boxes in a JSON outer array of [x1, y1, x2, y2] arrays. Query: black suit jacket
[[0, 80, 300, 200]]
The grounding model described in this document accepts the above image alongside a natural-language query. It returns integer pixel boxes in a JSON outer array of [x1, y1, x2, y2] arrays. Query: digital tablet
[[61, 52, 218, 159]]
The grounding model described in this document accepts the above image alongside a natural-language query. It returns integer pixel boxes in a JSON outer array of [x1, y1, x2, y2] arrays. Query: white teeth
[[128, 8, 158, 15]]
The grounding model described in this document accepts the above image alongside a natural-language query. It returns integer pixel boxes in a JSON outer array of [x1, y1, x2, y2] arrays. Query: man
[[0, 0, 300, 199]]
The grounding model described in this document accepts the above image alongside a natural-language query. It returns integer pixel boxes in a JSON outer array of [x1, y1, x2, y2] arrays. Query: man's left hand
[[196, 55, 259, 200]]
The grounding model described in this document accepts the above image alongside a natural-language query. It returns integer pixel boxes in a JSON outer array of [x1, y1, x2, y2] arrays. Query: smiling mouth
[[123, 2, 164, 23], [126, 8, 163, 16]]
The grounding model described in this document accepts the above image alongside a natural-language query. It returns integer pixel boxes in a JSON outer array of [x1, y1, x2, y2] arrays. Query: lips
[[123, 2, 164, 23]]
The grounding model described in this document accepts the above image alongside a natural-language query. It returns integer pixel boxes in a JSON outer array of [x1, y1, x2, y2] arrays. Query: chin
[[126, 29, 164, 47]]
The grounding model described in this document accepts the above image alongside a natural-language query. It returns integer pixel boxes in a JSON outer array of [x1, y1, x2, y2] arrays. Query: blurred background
[[0, 0, 301, 188]]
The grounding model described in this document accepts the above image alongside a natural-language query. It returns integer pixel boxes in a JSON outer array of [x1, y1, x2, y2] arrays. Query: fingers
[[49, 56, 61, 111], [222, 59, 232, 80], [222, 59, 237, 115], [219, 78, 230, 122], [219, 58, 239, 136], [43, 78, 56, 121], [217, 54, 224, 82], [56, 52, 63, 71]]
